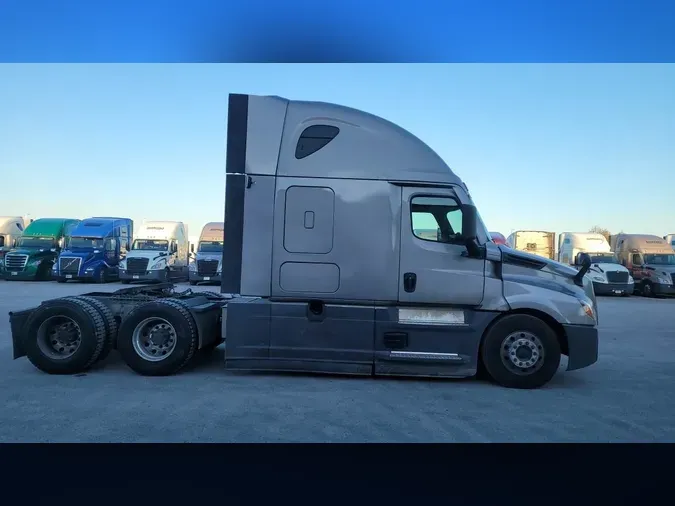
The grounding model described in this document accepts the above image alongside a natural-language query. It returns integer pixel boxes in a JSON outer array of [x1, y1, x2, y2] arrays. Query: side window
[[562, 254, 569, 264], [295, 125, 340, 159], [411, 195, 464, 245], [632, 253, 642, 265], [564, 238, 570, 244], [0, 236, 4, 248]]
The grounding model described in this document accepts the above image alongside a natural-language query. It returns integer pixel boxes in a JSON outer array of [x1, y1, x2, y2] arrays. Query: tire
[[57, 277, 67, 284], [480, 314, 561, 389], [95, 268, 107, 284], [121, 279, 130, 284], [23, 298, 107, 374], [117, 299, 198, 376], [36, 262, 52, 281], [641, 281, 654, 298], [189, 280, 198, 286], [64, 296, 118, 363]]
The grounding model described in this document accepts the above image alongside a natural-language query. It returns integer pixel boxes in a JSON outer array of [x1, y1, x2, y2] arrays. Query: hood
[[644, 264, 675, 275], [498, 244, 596, 307], [588, 263, 630, 274], [7, 248, 57, 259], [126, 250, 169, 261], [195, 252, 222, 262], [499, 245, 578, 277]]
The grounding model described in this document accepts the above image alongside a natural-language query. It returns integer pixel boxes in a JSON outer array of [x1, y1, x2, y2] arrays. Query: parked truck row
[[0, 218, 225, 286], [487, 230, 675, 298]]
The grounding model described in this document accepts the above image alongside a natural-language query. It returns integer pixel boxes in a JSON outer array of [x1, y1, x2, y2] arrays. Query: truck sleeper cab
[[557, 232, 634, 296], [2, 218, 79, 281], [219, 93, 599, 390], [189, 222, 224, 285], [8, 93, 599, 390], [0, 216, 26, 272], [614, 234, 675, 297], [119, 221, 189, 284], [665, 234, 675, 251], [53, 217, 133, 283]]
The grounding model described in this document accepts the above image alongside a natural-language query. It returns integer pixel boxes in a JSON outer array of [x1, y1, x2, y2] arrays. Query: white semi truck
[[189, 222, 224, 285], [506, 230, 556, 260], [8, 93, 599, 390], [664, 234, 675, 250], [118, 221, 189, 283], [0, 216, 27, 269], [557, 232, 633, 296]]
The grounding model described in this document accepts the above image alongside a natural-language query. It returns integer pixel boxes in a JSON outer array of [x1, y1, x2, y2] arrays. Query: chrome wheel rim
[[37, 316, 82, 359], [131, 317, 177, 362], [500, 331, 545, 375]]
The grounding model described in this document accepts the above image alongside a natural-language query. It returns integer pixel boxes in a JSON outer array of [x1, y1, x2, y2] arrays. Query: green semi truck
[[1, 218, 80, 281]]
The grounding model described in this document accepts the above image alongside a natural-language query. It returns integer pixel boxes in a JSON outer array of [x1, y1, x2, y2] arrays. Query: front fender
[[503, 276, 593, 326]]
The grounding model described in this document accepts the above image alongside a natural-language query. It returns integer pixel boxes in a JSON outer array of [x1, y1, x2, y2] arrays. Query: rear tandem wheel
[[22, 298, 107, 375], [116, 298, 198, 376]]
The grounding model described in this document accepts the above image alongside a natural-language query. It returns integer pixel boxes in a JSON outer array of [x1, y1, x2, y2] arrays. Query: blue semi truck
[[53, 217, 133, 283]]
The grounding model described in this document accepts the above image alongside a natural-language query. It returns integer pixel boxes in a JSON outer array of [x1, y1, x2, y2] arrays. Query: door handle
[[403, 272, 417, 293]]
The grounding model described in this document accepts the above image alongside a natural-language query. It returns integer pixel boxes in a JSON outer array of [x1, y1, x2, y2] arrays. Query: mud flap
[[9, 307, 36, 359]]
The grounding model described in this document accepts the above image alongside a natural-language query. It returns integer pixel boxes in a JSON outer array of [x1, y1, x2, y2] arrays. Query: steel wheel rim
[[131, 317, 177, 362], [37, 315, 82, 359], [500, 330, 545, 375]]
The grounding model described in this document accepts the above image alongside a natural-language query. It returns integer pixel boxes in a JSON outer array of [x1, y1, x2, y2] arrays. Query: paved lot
[[0, 280, 673, 442]]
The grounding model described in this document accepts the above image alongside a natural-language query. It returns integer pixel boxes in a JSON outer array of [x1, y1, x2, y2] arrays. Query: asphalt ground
[[1, 280, 673, 442]]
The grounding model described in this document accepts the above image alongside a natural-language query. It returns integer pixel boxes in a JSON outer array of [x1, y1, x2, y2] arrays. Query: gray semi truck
[[8, 93, 599, 389]]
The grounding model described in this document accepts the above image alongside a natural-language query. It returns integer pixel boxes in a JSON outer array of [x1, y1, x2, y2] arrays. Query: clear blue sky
[[1, 64, 673, 239]]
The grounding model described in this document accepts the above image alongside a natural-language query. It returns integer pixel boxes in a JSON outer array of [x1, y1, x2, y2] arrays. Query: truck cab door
[[398, 186, 485, 306], [373, 185, 487, 379], [630, 253, 644, 279], [105, 238, 117, 264]]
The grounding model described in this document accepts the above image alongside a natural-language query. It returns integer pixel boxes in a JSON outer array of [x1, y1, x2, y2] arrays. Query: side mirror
[[190, 243, 195, 254], [573, 252, 592, 286], [460, 204, 481, 257], [12, 239, 17, 248], [57, 237, 64, 249]]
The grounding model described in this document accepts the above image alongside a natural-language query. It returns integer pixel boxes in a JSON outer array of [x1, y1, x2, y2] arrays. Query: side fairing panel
[[245, 96, 289, 176], [240, 175, 276, 296], [270, 177, 401, 302]]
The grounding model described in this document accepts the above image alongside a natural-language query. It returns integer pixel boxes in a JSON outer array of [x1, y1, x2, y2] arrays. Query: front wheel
[[641, 281, 654, 298], [480, 314, 561, 389], [94, 268, 107, 284]]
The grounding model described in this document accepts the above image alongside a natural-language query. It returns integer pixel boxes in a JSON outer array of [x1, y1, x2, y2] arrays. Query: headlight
[[656, 276, 671, 285], [150, 260, 166, 270], [189, 262, 197, 271], [579, 299, 596, 323], [591, 275, 605, 282], [628, 275, 634, 283], [119, 261, 126, 269]]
